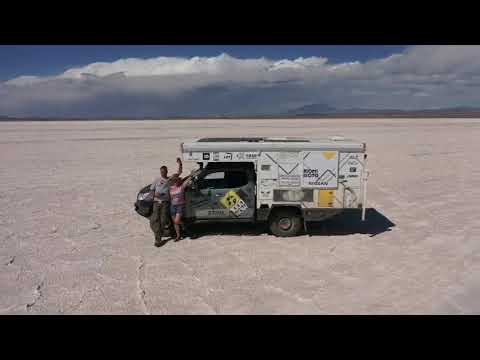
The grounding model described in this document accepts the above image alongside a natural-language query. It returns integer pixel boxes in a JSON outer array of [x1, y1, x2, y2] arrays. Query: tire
[[134, 201, 153, 218], [269, 208, 303, 237]]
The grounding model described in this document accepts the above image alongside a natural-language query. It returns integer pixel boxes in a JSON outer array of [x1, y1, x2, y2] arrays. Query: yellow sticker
[[318, 190, 335, 207], [220, 190, 241, 210], [322, 151, 336, 160], [220, 190, 248, 216]]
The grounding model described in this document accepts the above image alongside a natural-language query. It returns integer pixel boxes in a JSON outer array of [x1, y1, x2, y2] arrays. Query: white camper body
[[181, 137, 368, 225]]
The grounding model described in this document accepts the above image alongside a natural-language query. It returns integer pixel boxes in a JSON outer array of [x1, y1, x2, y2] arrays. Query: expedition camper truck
[[180, 137, 368, 237]]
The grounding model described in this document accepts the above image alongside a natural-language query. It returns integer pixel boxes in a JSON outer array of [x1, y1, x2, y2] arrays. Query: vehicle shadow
[[306, 208, 396, 237], [184, 208, 395, 239]]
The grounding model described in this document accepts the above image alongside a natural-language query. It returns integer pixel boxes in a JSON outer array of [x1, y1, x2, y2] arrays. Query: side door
[[187, 170, 231, 220]]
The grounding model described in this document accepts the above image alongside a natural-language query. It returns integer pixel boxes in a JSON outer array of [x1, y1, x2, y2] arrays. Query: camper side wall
[[256, 151, 366, 218]]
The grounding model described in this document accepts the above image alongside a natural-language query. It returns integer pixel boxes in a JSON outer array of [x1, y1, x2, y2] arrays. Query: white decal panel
[[302, 151, 339, 189], [276, 152, 301, 188]]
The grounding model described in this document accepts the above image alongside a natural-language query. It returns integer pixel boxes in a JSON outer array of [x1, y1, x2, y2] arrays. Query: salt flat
[[1, 118, 480, 314]]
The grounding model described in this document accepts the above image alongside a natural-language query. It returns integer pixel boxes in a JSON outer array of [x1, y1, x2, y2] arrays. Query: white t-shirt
[[150, 176, 173, 203]]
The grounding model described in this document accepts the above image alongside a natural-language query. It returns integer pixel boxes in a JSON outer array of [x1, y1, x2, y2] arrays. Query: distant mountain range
[[286, 104, 480, 118], [287, 103, 337, 115], [3, 105, 480, 120]]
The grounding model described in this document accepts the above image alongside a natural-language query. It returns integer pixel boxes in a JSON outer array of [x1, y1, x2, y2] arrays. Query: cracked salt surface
[[1, 118, 480, 314], [26, 281, 44, 312], [136, 256, 150, 315]]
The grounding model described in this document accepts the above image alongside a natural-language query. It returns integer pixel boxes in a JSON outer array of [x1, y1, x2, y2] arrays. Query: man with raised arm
[[149, 157, 182, 247]]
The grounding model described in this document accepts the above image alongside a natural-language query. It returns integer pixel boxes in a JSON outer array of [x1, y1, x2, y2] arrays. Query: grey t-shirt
[[150, 176, 174, 203]]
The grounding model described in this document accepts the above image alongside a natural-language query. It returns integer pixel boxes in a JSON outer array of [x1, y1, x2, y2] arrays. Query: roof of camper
[[182, 136, 366, 153]]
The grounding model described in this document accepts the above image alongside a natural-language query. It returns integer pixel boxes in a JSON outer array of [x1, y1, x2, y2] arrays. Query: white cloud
[[2, 46, 480, 117]]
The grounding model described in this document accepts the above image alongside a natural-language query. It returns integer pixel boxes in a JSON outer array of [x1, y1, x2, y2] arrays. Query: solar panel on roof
[[197, 137, 310, 143], [197, 137, 266, 142], [265, 139, 310, 143]]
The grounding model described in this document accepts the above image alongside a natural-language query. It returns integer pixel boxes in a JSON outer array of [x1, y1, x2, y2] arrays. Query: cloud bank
[[2, 46, 480, 117]]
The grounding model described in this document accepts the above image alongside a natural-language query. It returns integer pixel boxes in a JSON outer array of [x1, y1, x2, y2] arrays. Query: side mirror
[[190, 177, 199, 191]]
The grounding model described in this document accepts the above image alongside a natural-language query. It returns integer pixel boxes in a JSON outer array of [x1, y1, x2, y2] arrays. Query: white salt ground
[[1, 118, 479, 314]]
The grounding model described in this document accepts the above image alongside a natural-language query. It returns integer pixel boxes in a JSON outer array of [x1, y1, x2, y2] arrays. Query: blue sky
[[1, 45, 479, 117], [0, 45, 407, 81]]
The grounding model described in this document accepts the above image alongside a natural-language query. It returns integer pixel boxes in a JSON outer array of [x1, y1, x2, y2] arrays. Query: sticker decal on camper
[[185, 152, 202, 161], [208, 209, 229, 217], [302, 151, 339, 188], [279, 175, 301, 187], [322, 151, 336, 160], [220, 190, 248, 216]]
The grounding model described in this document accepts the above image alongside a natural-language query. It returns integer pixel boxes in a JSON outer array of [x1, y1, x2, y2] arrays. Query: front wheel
[[269, 208, 303, 237]]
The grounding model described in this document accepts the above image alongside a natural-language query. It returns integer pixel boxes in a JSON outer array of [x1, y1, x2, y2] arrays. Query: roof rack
[[197, 137, 265, 143], [197, 137, 310, 143]]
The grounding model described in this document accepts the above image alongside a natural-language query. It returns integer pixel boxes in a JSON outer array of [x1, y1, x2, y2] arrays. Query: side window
[[225, 170, 249, 188], [199, 171, 226, 189]]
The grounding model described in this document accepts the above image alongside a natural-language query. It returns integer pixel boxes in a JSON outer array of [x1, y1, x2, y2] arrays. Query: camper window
[[199, 171, 227, 189], [226, 171, 248, 188], [199, 170, 249, 190]]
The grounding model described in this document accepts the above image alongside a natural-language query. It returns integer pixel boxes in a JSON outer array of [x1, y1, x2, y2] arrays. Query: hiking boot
[[154, 236, 163, 247]]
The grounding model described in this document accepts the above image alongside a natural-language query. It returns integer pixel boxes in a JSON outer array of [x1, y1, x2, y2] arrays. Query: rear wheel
[[269, 208, 303, 237]]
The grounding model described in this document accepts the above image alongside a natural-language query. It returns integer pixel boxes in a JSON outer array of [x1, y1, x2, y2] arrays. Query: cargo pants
[[150, 201, 173, 242]]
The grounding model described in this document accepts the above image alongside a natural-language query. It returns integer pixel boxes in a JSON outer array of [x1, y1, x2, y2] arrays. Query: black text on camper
[[303, 169, 319, 177]]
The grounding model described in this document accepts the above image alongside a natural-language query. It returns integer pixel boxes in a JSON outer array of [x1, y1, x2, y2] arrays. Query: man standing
[[150, 157, 182, 247]]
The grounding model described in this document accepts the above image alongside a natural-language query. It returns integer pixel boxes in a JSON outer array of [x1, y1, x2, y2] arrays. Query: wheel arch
[[269, 204, 303, 217]]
